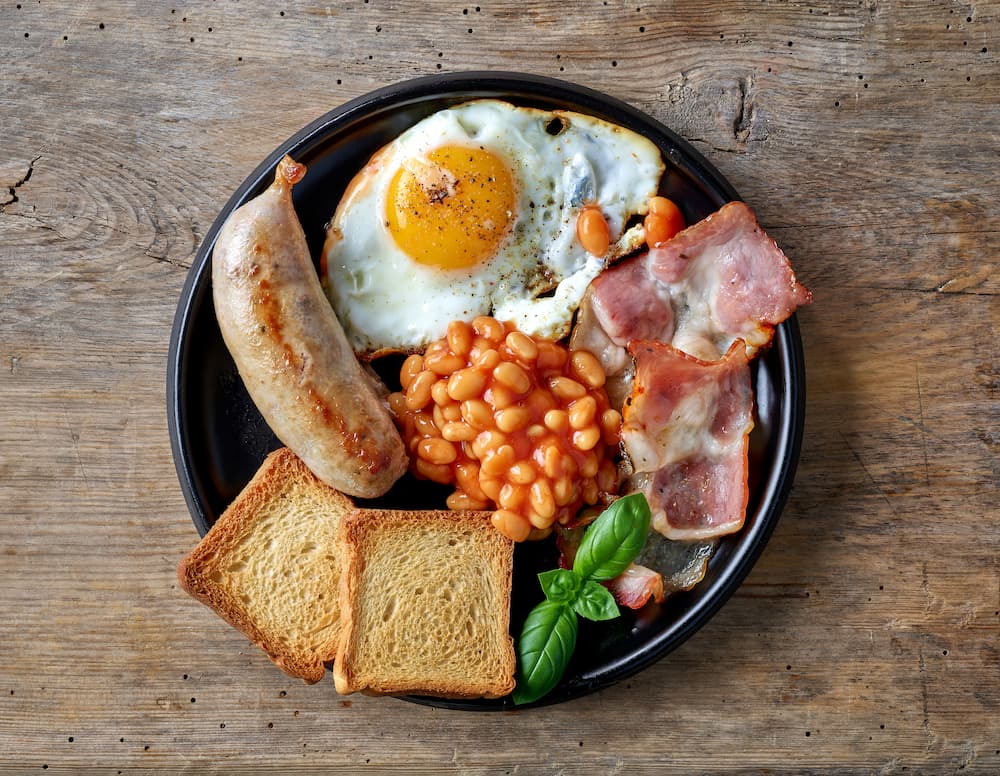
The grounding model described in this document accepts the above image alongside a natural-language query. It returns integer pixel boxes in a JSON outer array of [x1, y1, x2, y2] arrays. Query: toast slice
[[334, 509, 516, 699], [177, 447, 353, 683]]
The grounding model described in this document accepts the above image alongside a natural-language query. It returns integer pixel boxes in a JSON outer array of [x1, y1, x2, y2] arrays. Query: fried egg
[[321, 100, 664, 356]]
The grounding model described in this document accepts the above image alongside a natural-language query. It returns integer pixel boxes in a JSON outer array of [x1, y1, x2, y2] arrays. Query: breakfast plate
[[167, 72, 806, 709]]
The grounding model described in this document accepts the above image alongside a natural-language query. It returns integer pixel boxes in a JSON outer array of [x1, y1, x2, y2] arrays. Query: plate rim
[[166, 70, 806, 710]]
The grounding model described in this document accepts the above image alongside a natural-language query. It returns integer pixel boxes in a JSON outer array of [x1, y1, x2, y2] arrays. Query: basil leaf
[[512, 600, 578, 705], [573, 580, 620, 621], [572, 493, 652, 581], [538, 568, 581, 604]]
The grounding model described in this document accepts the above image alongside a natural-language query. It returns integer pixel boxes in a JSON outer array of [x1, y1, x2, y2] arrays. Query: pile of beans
[[388, 316, 621, 542]]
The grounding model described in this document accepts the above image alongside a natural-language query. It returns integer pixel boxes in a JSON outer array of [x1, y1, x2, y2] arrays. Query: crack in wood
[[1, 209, 63, 237], [839, 283, 997, 297], [143, 248, 192, 271], [733, 75, 753, 142], [914, 364, 931, 486], [918, 645, 932, 747], [0, 155, 41, 211]]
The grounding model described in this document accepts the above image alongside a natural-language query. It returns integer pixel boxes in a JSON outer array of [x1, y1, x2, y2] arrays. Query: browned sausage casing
[[212, 155, 407, 498]]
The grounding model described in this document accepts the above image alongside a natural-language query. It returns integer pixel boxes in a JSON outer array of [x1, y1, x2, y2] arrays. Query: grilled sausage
[[212, 155, 407, 498]]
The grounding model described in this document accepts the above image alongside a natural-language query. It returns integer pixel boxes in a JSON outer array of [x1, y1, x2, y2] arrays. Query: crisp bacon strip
[[647, 200, 812, 358], [623, 340, 754, 541], [576, 200, 812, 364]]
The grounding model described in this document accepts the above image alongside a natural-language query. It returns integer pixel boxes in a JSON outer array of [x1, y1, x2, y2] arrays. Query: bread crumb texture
[[178, 448, 353, 683], [336, 510, 515, 698], [212, 481, 341, 654]]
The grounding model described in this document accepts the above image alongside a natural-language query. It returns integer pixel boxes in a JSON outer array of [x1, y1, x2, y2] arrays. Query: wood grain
[[1, 0, 997, 773]]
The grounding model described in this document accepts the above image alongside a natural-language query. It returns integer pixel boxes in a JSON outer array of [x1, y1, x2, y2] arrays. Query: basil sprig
[[512, 493, 651, 705]]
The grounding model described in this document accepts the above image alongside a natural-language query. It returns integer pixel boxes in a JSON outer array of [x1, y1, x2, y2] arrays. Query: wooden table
[[2, 1, 997, 773]]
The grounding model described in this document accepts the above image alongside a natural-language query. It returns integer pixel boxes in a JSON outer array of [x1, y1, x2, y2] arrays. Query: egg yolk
[[386, 145, 516, 270]]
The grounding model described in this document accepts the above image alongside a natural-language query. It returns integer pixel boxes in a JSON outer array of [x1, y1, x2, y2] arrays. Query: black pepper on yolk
[[385, 145, 517, 270]]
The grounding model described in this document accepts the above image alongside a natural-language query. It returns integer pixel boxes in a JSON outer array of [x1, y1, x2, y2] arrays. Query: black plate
[[167, 72, 806, 710]]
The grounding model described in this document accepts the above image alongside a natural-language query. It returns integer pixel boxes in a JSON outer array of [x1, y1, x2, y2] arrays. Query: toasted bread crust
[[177, 448, 354, 683], [334, 509, 515, 699]]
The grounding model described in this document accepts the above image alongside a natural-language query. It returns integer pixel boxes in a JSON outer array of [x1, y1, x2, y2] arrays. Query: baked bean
[[508, 460, 536, 485], [447, 367, 487, 401], [400, 354, 424, 390], [524, 389, 556, 417], [525, 510, 551, 529], [473, 347, 501, 371], [423, 340, 448, 361], [504, 330, 539, 362], [536, 341, 567, 372], [405, 369, 435, 410], [495, 406, 530, 433], [446, 320, 474, 357], [461, 399, 493, 430], [446, 491, 488, 511], [600, 408, 622, 441], [579, 451, 599, 478], [480, 444, 515, 476], [431, 403, 446, 431], [573, 427, 601, 451], [442, 421, 477, 442], [388, 391, 408, 416], [493, 361, 531, 394], [491, 509, 531, 542], [413, 412, 440, 438], [425, 350, 465, 375], [570, 350, 606, 389], [576, 205, 610, 257], [542, 444, 561, 479], [395, 315, 621, 541], [487, 384, 516, 410], [415, 458, 452, 484], [543, 409, 569, 433], [417, 437, 457, 465], [526, 423, 546, 439], [549, 376, 587, 402], [455, 462, 488, 501], [553, 477, 574, 506], [568, 395, 597, 430], [529, 479, 556, 519], [431, 379, 451, 407], [472, 316, 505, 343], [498, 482, 527, 511], [397, 414, 416, 441], [472, 430, 508, 460], [480, 476, 503, 502]]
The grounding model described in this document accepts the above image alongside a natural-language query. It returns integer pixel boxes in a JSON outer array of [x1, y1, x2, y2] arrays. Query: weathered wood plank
[[1, 0, 998, 773]]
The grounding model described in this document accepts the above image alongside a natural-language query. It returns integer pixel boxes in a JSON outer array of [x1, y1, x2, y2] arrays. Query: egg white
[[322, 99, 664, 355]]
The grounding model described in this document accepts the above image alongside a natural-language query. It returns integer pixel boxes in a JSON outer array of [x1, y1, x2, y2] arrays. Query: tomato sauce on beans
[[388, 316, 621, 542]]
